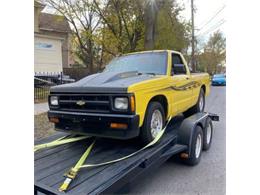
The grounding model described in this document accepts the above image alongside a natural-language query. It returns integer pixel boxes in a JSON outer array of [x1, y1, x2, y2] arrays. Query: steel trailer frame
[[34, 112, 219, 195]]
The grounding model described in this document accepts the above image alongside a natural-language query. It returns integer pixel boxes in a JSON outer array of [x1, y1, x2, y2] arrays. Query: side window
[[171, 53, 187, 75]]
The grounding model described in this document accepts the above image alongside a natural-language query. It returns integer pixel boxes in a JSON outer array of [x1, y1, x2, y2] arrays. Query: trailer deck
[[35, 113, 218, 195]]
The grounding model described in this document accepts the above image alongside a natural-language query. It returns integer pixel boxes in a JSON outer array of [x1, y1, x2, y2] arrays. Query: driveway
[[129, 86, 226, 195], [34, 102, 49, 115]]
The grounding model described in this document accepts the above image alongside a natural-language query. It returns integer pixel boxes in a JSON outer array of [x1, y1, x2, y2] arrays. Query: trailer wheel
[[181, 125, 203, 166], [183, 89, 205, 117], [140, 102, 165, 145], [203, 117, 213, 151]]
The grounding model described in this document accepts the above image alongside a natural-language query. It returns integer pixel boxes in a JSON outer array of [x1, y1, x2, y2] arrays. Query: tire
[[181, 125, 203, 166], [140, 102, 165, 145], [183, 88, 205, 117], [203, 117, 213, 151]]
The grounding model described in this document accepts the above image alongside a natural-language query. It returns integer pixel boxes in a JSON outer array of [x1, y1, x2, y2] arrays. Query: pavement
[[34, 102, 49, 115], [129, 86, 226, 195]]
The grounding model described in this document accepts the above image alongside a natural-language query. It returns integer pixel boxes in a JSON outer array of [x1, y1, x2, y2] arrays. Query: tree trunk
[[88, 39, 95, 74], [144, 3, 158, 50]]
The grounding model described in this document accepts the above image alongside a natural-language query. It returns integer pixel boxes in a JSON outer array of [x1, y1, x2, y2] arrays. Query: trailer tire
[[183, 89, 205, 117], [181, 125, 203, 166], [203, 117, 213, 151], [140, 102, 165, 145]]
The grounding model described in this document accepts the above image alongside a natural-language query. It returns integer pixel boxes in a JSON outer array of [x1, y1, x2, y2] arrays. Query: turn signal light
[[49, 117, 59, 123], [130, 96, 135, 112], [110, 123, 128, 129]]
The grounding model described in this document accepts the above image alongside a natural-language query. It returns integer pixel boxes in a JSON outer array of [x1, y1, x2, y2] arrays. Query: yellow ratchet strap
[[59, 139, 96, 192], [81, 117, 172, 168], [58, 117, 172, 192], [34, 135, 89, 152]]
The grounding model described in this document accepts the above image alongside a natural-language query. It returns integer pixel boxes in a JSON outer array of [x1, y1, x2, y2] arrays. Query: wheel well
[[196, 122, 205, 137], [201, 85, 206, 93], [149, 95, 168, 117], [196, 122, 204, 130]]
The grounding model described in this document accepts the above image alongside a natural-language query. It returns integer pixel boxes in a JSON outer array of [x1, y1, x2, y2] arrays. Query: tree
[[154, 0, 190, 52], [93, 0, 145, 54], [198, 31, 226, 74], [44, 0, 192, 72], [44, 0, 101, 73]]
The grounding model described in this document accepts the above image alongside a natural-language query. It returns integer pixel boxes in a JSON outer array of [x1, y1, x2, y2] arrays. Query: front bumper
[[48, 110, 140, 140]]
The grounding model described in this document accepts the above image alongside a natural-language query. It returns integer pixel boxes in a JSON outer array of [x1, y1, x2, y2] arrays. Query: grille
[[57, 94, 111, 113]]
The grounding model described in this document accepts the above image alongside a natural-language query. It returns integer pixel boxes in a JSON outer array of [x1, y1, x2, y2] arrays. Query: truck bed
[[34, 116, 187, 195]]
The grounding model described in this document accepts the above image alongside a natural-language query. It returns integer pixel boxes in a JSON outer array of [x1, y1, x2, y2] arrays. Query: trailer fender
[[177, 113, 209, 155]]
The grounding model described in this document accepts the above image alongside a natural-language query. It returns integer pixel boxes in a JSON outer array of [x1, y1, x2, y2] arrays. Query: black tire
[[183, 88, 205, 117], [181, 125, 203, 166], [140, 102, 165, 145], [203, 117, 213, 151]]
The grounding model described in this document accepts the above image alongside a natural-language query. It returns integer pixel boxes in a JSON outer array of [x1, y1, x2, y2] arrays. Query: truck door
[[170, 53, 193, 113]]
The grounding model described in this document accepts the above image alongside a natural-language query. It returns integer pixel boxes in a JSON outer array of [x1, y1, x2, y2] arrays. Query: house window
[[35, 42, 54, 50]]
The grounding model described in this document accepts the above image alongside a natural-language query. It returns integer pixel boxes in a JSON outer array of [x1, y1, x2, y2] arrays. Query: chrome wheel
[[195, 134, 202, 158], [150, 109, 163, 138], [206, 124, 212, 145], [199, 95, 204, 111]]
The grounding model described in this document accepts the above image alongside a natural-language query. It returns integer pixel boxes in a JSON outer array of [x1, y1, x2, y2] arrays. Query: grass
[[34, 112, 55, 141]]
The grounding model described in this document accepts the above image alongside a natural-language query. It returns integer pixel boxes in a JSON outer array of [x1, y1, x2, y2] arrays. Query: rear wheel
[[183, 88, 205, 117], [140, 102, 165, 145], [180, 125, 203, 166], [203, 117, 213, 150]]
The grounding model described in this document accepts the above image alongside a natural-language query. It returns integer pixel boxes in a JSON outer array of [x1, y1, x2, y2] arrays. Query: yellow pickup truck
[[48, 50, 210, 144]]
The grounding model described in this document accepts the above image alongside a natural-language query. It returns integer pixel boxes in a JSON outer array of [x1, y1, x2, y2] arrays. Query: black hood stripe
[[50, 71, 158, 94]]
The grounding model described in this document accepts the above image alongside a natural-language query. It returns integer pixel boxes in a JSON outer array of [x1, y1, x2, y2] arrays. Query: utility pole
[[191, 0, 195, 72]]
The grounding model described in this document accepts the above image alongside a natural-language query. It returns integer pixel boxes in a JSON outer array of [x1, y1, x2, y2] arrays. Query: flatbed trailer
[[34, 112, 219, 195]]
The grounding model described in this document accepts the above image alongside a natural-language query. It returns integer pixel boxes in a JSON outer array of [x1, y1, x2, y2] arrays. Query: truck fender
[[177, 113, 209, 155]]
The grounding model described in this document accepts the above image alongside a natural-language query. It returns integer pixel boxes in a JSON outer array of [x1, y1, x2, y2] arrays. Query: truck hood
[[50, 71, 159, 93]]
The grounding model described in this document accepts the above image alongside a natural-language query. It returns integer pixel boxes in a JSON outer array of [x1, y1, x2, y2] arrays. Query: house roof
[[34, 1, 45, 9], [39, 13, 71, 33]]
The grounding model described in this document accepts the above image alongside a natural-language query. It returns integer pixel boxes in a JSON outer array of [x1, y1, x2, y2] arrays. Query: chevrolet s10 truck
[[48, 50, 210, 144]]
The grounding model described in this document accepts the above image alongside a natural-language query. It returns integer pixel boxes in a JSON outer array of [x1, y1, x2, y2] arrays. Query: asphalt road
[[129, 86, 226, 195]]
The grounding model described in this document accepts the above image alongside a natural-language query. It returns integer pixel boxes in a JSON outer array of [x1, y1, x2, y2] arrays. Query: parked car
[[211, 74, 226, 86], [48, 50, 210, 144]]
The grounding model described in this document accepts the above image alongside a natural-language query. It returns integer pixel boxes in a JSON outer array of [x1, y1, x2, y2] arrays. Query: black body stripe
[[158, 81, 201, 91]]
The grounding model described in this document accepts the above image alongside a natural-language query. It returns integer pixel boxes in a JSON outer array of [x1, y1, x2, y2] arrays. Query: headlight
[[114, 97, 128, 110], [50, 96, 59, 106]]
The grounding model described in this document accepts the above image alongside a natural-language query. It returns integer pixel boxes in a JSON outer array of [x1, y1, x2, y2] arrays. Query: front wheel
[[140, 102, 165, 145]]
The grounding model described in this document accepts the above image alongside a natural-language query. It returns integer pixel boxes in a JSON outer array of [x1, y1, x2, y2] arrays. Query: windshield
[[104, 52, 168, 75], [213, 74, 225, 78]]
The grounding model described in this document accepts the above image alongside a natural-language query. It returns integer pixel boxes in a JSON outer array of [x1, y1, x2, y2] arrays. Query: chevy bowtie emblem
[[76, 100, 86, 106]]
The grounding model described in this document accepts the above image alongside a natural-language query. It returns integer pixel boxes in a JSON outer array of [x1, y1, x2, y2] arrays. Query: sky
[[177, 0, 226, 47]]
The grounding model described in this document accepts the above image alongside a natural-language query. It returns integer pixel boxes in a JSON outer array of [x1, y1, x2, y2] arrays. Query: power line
[[197, 18, 225, 36], [197, 19, 226, 37], [198, 20, 225, 37], [197, 5, 225, 32], [197, 5, 225, 29]]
